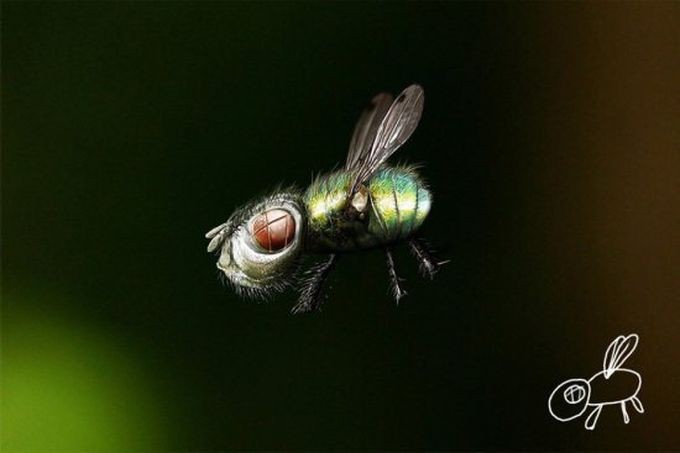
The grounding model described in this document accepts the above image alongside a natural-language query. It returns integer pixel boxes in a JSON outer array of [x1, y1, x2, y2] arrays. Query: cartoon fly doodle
[[206, 85, 446, 313], [548, 334, 644, 430]]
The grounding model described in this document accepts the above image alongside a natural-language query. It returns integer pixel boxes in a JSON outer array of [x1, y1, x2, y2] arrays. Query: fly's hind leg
[[385, 247, 407, 304], [291, 254, 337, 314], [408, 238, 449, 280], [631, 396, 644, 413]]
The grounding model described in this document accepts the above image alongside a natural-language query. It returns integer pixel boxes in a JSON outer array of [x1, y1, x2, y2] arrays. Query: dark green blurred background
[[2, 2, 678, 451]]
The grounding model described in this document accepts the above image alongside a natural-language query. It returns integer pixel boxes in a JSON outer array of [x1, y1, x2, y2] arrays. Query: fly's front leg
[[584, 405, 603, 430], [385, 247, 407, 304], [291, 254, 337, 314], [408, 237, 449, 280]]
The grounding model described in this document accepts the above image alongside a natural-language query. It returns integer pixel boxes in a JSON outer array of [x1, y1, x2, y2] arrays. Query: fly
[[206, 84, 446, 313]]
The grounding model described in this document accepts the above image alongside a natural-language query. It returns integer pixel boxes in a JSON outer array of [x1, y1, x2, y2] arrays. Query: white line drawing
[[548, 333, 644, 430]]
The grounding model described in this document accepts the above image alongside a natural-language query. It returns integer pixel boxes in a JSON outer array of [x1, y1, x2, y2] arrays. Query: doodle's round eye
[[250, 209, 296, 252], [564, 384, 586, 404]]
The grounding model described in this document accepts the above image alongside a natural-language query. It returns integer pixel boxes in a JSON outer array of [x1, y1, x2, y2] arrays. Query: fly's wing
[[346, 92, 393, 171], [347, 84, 424, 196], [602, 334, 639, 378]]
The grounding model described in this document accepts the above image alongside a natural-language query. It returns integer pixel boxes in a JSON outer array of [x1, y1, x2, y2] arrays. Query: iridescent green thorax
[[303, 165, 431, 252], [304, 171, 353, 231]]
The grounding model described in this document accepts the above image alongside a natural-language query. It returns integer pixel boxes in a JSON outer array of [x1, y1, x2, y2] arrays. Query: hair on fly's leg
[[385, 247, 407, 304], [408, 237, 449, 280], [291, 254, 337, 315]]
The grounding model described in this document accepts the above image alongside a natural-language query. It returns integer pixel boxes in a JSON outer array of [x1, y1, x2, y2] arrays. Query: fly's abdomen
[[367, 167, 431, 242], [303, 166, 430, 252]]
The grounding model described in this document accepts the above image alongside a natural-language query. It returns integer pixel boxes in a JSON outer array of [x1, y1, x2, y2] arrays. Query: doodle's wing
[[603, 334, 639, 378], [348, 84, 424, 196], [346, 92, 393, 171]]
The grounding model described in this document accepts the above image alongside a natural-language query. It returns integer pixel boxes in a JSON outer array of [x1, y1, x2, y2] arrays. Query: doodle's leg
[[631, 396, 645, 413], [621, 401, 630, 424], [584, 405, 603, 430], [291, 254, 337, 314], [385, 247, 407, 304], [408, 238, 449, 280]]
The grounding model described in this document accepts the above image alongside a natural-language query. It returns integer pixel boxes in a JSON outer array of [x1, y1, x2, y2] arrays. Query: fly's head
[[548, 378, 591, 422], [206, 191, 305, 298]]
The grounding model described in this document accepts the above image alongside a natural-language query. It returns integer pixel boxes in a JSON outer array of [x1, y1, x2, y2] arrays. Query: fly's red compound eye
[[250, 209, 296, 252]]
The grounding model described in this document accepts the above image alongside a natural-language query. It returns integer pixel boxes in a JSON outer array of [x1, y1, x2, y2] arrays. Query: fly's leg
[[291, 254, 337, 314], [621, 401, 630, 424], [631, 396, 645, 413], [408, 238, 449, 280], [385, 247, 407, 304], [584, 405, 603, 430]]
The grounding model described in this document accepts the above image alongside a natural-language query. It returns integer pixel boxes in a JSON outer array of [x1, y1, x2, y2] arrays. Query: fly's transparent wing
[[602, 334, 639, 378], [349, 84, 424, 195], [346, 92, 393, 171]]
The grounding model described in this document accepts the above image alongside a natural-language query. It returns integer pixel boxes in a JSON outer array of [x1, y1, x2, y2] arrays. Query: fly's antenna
[[602, 333, 639, 378], [206, 222, 230, 253]]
